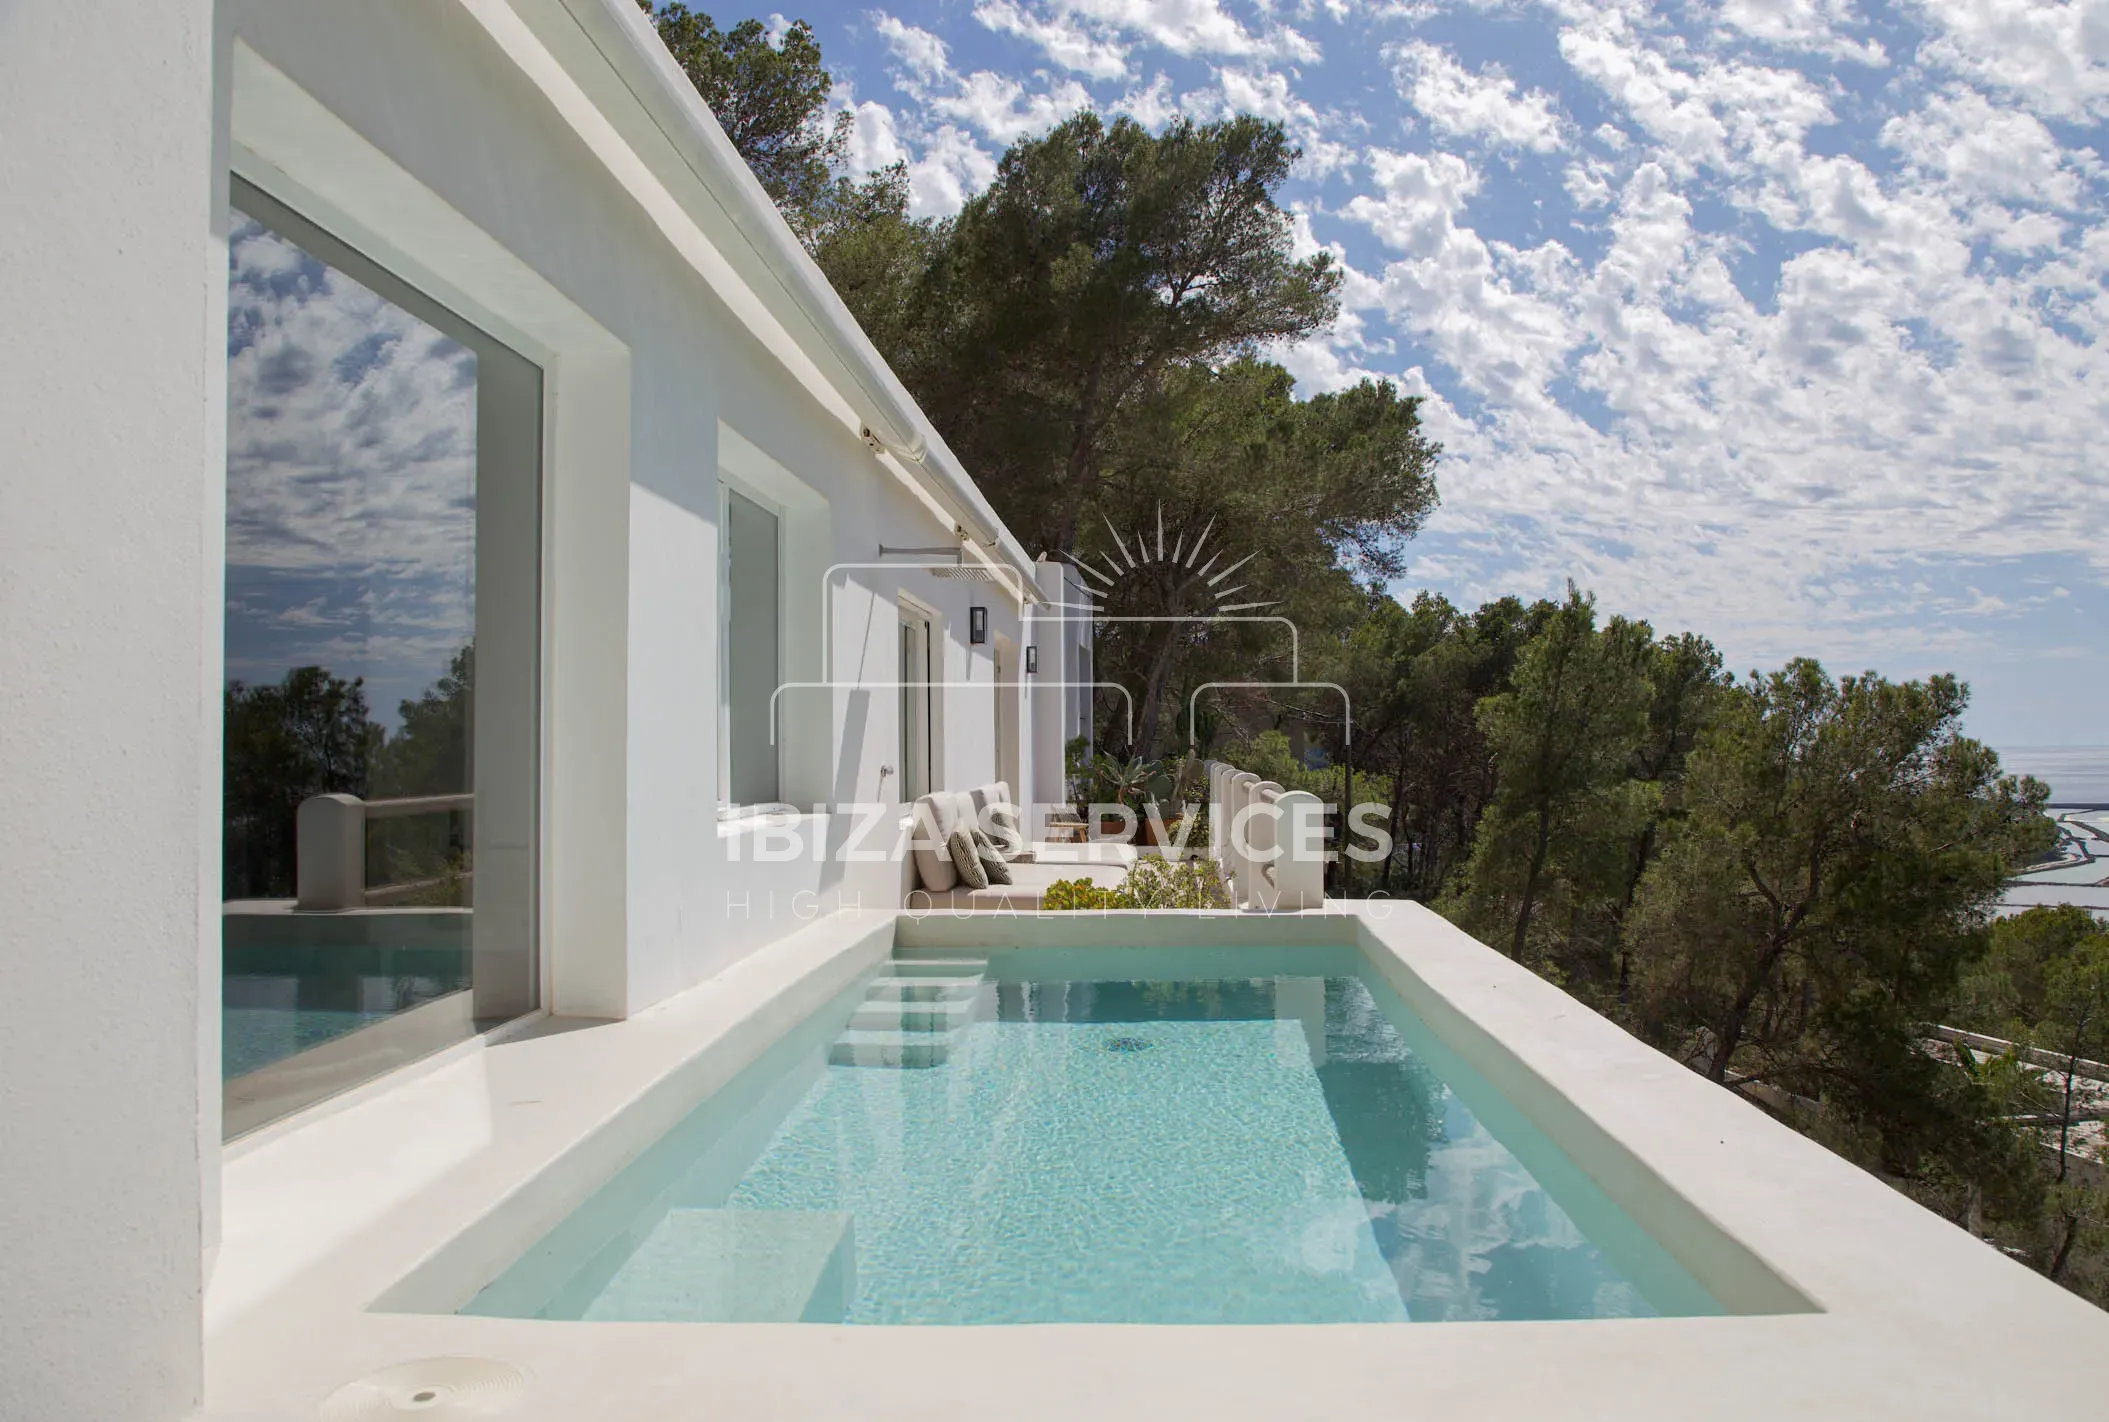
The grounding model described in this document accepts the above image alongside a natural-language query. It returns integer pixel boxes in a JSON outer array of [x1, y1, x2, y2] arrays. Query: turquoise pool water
[[463, 946, 1721, 1325], [220, 912, 468, 1080]]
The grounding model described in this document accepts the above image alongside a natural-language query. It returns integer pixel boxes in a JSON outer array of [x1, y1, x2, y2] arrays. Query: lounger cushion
[[911, 792, 964, 892], [911, 861, 1128, 909]]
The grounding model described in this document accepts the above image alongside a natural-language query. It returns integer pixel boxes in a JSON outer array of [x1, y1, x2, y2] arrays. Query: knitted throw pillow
[[947, 829, 989, 889], [985, 803, 1024, 859], [973, 828, 1014, 884]]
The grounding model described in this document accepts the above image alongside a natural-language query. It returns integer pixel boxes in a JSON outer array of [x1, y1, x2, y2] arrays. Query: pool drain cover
[[1105, 1036, 1153, 1053], [319, 1357, 527, 1420]]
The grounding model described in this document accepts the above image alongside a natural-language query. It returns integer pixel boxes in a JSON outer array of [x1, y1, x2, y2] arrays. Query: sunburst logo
[[1064, 505, 1278, 613]]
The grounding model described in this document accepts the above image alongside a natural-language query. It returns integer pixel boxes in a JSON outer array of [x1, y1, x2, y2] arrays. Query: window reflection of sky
[[225, 216, 476, 729]]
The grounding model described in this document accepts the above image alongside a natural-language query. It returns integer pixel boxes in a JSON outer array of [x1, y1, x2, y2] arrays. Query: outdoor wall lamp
[[1025, 644, 1039, 674], [969, 605, 988, 644]]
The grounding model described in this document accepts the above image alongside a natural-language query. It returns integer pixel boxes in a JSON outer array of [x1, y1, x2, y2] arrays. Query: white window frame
[[897, 593, 942, 801], [718, 477, 788, 815]]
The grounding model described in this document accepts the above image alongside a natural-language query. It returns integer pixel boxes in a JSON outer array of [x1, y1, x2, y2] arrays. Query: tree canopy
[[639, 4, 843, 230]]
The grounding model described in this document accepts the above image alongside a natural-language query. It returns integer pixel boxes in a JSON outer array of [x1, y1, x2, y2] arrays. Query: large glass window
[[721, 486, 781, 808], [221, 178, 541, 1137]]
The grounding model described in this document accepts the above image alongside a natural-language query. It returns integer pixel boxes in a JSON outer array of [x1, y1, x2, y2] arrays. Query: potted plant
[[1090, 753, 1156, 842], [1143, 754, 1205, 849]]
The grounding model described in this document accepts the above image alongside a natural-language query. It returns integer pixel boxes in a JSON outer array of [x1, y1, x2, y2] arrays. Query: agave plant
[[1091, 753, 1158, 811]]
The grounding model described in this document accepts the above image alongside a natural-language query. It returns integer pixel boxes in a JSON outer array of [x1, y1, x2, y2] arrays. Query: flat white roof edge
[[544, 0, 1043, 596]]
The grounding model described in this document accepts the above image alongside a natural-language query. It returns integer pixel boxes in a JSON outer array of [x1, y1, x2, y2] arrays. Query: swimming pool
[[462, 943, 1722, 1325]]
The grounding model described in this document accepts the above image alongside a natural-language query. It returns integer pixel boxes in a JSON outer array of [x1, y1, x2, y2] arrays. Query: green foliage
[[905, 113, 1343, 554], [640, 5, 837, 220], [1040, 877, 1128, 911], [1949, 907, 2109, 1300], [1958, 906, 2109, 1041], [1087, 753, 1159, 810], [1087, 359, 1440, 757], [1120, 856, 1234, 909], [1039, 858, 1232, 911], [647, 18, 1435, 763], [222, 649, 477, 903], [1621, 661, 2051, 1173], [223, 666, 376, 899], [366, 645, 477, 904], [1443, 587, 1660, 982]]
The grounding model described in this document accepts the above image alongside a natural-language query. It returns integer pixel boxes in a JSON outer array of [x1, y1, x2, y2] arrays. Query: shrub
[[1122, 856, 1233, 909], [1041, 876, 1129, 911], [1039, 859, 1232, 911]]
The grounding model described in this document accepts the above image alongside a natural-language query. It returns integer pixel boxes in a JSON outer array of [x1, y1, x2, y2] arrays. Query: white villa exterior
[[6, 4, 2109, 1421], [5, 1, 1091, 1413]]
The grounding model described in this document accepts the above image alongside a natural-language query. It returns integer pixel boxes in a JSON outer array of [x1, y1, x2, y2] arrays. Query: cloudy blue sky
[[226, 216, 478, 731], [788, 0, 2107, 767]]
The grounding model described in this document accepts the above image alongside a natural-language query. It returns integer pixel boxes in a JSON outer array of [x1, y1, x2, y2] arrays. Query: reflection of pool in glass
[[463, 946, 1723, 1325], [221, 910, 469, 1080]]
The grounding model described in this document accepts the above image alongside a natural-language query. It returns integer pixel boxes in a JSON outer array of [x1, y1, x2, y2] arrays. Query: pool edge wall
[[382, 904, 1812, 1320]]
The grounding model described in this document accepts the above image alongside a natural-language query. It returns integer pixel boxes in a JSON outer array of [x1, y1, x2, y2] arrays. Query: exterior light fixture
[[1025, 644, 1039, 674], [969, 606, 989, 644]]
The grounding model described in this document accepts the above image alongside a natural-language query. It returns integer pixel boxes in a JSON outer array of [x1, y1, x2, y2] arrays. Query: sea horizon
[[1993, 747, 2109, 805]]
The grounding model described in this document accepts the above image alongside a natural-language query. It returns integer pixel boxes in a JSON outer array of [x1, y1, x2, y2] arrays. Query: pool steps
[[827, 958, 987, 1068]]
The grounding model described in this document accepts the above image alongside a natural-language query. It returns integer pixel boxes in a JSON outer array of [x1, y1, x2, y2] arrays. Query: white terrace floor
[[203, 905, 2109, 1420]]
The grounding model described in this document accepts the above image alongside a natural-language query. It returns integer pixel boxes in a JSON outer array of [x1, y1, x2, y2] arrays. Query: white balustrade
[[295, 792, 474, 911], [1203, 760, 1327, 911]]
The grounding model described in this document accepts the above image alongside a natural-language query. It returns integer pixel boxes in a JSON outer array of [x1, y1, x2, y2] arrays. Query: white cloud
[[934, 71, 1097, 141], [224, 218, 479, 710], [872, 13, 952, 88], [1912, 0, 2109, 120], [1342, 149, 1577, 404], [1715, 0, 1888, 65], [1390, 40, 1564, 152], [1563, 156, 1614, 208], [842, 96, 909, 173], [1882, 86, 2086, 209], [1183, 66, 1358, 176], [1115, 72, 1183, 127], [983, 0, 1322, 65], [975, 0, 1135, 78], [906, 125, 1001, 215]]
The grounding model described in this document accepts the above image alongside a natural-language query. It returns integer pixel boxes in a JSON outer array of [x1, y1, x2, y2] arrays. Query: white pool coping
[[200, 903, 2109, 1419]]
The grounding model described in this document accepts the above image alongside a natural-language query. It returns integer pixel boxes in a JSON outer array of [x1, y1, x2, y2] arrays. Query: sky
[[789, 0, 2109, 759], [226, 216, 478, 732]]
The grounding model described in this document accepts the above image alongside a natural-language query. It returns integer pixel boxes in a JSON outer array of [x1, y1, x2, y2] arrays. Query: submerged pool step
[[848, 997, 977, 1033], [826, 958, 989, 1069], [885, 955, 990, 976], [864, 975, 982, 1004], [827, 1028, 955, 1068]]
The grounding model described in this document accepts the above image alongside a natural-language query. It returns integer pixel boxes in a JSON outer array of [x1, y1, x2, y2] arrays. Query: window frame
[[717, 476, 788, 813], [220, 176, 546, 1138]]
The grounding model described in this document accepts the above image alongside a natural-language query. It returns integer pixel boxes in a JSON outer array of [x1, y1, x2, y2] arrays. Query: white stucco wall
[[0, 3, 218, 1418]]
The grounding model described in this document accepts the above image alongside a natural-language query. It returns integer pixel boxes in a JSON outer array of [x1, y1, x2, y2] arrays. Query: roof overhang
[[464, 0, 1041, 602]]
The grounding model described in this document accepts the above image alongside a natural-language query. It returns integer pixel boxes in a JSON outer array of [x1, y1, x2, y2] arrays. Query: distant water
[[1995, 747, 2109, 805]]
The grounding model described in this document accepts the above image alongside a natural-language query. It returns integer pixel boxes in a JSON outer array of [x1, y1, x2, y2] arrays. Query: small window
[[899, 613, 932, 800], [722, 486, 782, 807]]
